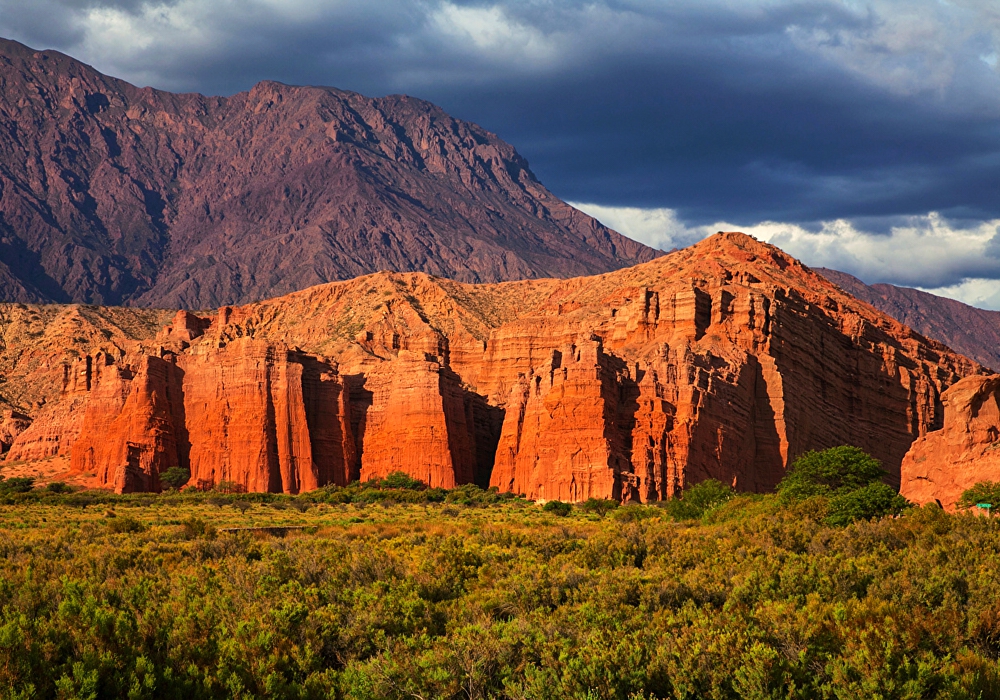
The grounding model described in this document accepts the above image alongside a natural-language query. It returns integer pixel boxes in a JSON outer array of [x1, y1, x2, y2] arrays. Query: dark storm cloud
[[2, 0, 1000, 299]]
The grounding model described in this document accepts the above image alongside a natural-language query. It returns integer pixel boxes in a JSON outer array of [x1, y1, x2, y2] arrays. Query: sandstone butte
[[0, 233, 985, 501], [900, 374, 1000, 510]]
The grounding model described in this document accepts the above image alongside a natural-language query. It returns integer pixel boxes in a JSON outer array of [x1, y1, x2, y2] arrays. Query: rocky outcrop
[[0, 233, 983, 499], [0, 411, 31, 454], [181, 338, 354, 494], [69, 352, 185, 492], [8, 331, 356, 493], [5, 399, 87, 464], [356, 350, 500, 488], [900, 375, 1000, 510], [0, 37, 657, 309], [491, 338, 629, 501]]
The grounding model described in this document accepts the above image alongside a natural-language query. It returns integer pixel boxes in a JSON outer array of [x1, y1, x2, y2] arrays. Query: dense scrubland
[[1, 451, 999, 699]]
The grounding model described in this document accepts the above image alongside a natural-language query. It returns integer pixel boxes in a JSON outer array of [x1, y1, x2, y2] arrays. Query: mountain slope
[[817, 268, 1000, 371], [0, 38, 658, 308]]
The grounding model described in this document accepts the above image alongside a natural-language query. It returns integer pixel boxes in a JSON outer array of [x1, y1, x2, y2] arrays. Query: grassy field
[[1, 476, 999, 700]]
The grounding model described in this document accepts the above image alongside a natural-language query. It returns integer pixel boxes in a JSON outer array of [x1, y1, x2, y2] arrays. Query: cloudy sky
[[3, 0, 1000, 307]]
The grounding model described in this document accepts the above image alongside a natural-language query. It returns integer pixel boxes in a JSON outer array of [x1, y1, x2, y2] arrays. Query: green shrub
[[542, 500, 572, 517], [579, 498, 619, 517], [106, 516, 146, 534], [45, 481, 71, 493], [778, 446, 885, 500], [0, 476, 34, 493], [160, 465, 191, 490], [958, 481, 1000, 511], [826, 481, 911, 526], [181, 517, 216, 539], [662, 479, 735, 520], [612, 504, 661, 523], [379, 471, 427, 490]]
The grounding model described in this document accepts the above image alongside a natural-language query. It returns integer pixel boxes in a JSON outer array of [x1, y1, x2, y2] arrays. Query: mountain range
[[0, 38, 655, 309]]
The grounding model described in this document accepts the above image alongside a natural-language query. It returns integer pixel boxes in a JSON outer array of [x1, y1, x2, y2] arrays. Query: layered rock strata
[[900, 375, 1000, 510], [1, 233, 983, 499]]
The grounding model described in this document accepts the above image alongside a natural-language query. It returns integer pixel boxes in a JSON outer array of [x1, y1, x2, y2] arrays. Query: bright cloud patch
[[430, 3, 558, 68], [573, 202, 1000, 310]]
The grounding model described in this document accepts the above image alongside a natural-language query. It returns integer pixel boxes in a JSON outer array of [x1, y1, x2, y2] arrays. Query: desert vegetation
[[0, 450, 998, 699]]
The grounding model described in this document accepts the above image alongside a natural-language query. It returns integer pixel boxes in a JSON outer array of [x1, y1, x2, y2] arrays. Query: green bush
[[0, 476, 34, 493], [379, 471, 427, 490], [662, 479, 735, 520], [579, 498, 619, 517], [612, 504, 661, 523], [959, 481, 1000, 511], [777, 446, 911, 525], [180, 516, 216, 539], [826, 481, 910, 526], [106, 516, 146, 534], [542, 500, 572, 517], [778, 446, 885, 500], [160, 465, 191, 490], [45, 481, 71, 493]]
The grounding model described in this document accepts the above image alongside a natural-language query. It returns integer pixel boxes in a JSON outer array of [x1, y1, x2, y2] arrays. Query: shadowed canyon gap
[[0, 38, 656, 308], [0, 233, 983, 500]]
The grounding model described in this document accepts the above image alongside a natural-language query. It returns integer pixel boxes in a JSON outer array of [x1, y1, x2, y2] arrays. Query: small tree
[[778, 446, 911, 525], [379, 471, 427, 490], [579, 498, 619, 517], [958, 481, 1000, 511], [542, 500, 572, 517], [160, 466, 191, 490], [663, 479, 735, 521], [778, 446, 885, 500], [826, 482, 910, 526]]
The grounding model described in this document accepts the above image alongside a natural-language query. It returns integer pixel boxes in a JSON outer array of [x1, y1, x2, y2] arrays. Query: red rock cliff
[[181, 338, 354, 493], [2, 233, 983, 499], [70, 351, 185, 492], [900, 375, 1000, 510]]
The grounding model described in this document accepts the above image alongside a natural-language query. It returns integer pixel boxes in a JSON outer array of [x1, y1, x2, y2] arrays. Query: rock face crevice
[[1, 233, 983, 500]]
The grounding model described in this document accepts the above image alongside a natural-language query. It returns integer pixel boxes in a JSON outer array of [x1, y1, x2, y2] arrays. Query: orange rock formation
[[900, 375, 1000, 510], [70, 351, 184, 492], [1, 233, 982, 498], [180, 338, 354, 493]]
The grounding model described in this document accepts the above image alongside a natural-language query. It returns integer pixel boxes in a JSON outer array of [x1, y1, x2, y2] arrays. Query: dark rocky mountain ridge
[[0, 38, 657, 308]]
